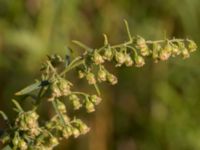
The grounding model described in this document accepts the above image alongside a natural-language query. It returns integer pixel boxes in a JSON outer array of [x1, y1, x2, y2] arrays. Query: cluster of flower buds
[[134, 36, 197, 63], [97, 66, 118, 84], [69, 94, 82, 110], [47, 78, 72, 101], [68, 93, 102, 113], [15, 111, 40, 137], [85, 95, 102, 113]]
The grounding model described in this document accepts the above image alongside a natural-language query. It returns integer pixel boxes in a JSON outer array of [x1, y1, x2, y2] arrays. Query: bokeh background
[[0, 0, 200, 150]]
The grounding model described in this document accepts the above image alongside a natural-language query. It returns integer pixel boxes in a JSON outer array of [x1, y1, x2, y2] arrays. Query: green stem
[[52, 100, 66, 125]]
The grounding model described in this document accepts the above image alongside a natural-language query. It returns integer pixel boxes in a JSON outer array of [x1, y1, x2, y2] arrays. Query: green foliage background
[[0, 0, 200, 149]]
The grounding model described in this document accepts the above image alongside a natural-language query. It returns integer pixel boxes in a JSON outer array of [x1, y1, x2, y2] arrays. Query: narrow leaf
[[72, 40, 93, 52], [0, 111, 8, 121], [15, 82, 41, 96], [12, 99, 23, 112]]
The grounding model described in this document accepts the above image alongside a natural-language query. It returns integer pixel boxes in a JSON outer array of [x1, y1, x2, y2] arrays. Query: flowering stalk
[[0, 20, 197, 150]]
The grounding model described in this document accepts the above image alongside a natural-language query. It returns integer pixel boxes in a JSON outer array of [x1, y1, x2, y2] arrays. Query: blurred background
[[0, 0, 200, 149]]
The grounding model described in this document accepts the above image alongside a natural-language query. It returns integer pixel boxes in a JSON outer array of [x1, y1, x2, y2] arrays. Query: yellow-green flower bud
[[78, 70, 85, 79], [97, 68, 107, 82], [159, 50, 171, 61], [159, 43, 172, 61], [188, 40, 197, 52], [72, 99, 82, 110], [136, 36, 146, 49], [85, 100, 95, 113], [18, 139, 28, 150], [107, 73, 118, 85], [93, 51, 104, 65], [135, 55, 145, 67], [90, 95, 102, 105], [78, 122, 90, 134], [49, 137, 59, 147], [57, 100, 67, 113], [115, 51, 126, 65], [63, 126, 73, 139], [69, 94, 82, 110], [104, 47, 113, 61], [52, 83, 61, 98], [182, 48, 190, 59], [86, 72, 96, 85], [171, 44, 181, 56], [72, 128, 81, 138], [125, 54, 133, 67]]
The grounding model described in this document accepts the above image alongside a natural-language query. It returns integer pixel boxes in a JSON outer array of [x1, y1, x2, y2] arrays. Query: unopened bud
[[135, 55, 145, 67], [85, 100, 95, 113], [115, 51, 125, 65], [98, 68, 107, 82], [182, 48, 190, 59], [78, 70, 85, 79], [18, 139, 28, 150], [86, 72, 96, 85], [104, 47, 113, 61], [93, 51, 104, 65], [72, 128, 81, 138], [57, 100, 67, 113], [90, 95, 102, 105], [125, 54, 133, 67], [188, 40, 197, 52], [107, 73, 118, 85]]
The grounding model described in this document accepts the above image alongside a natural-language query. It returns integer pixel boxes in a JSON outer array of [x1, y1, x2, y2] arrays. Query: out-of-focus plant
[[0, 21, 197, 150]]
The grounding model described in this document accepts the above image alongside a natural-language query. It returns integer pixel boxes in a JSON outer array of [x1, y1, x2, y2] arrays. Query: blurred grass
[[0, 0, 200, 150]]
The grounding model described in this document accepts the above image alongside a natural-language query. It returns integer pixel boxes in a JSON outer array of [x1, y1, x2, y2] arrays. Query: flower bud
[[125, 54, 133, 67], [78, 122, 90, 134], [171, 44, 181, 56], [57, 100, 67, 113], [159, 50, 171, 61], [72, 128, 81, 138], [52, 83, 62, 98], [18, 139, 28, 150], [140, 46, 150, 56], [69, 94, 82, 110], [107, 73, 118, 85], [159, 43, 172, 61], [115, 51, 125, 65], [63, 126, 73, 139], [188, 40, 197, 52], [72, 99, 82, 110], [135, 55, 145, 67], [182, 48, 190, 59], [85, 100, 95, 113], [92, 51, 104, 65], [136, 36, 146, 48], [104, 47, 113, 61], [49, 137, 59, 147], [90, 95, 102, 105], [78, 70, 85, 79], [97, 68, 107, 82], [86, 72, 96, 85]]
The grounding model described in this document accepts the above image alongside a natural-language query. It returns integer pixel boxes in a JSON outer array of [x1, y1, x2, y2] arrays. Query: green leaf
[[72, 40, 93, 52], [2, 145, 12, 150], [12, 99, 23, 112], [15, 82, 41, 96], [0, 111, 8, 120]]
